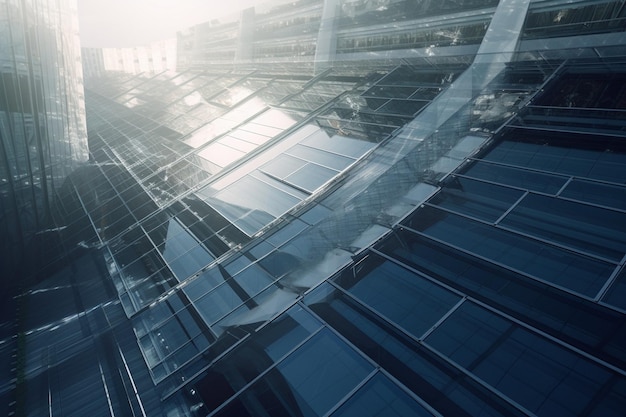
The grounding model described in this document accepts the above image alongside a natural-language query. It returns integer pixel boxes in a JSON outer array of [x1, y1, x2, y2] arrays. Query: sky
[[78, 0, 261, 47]]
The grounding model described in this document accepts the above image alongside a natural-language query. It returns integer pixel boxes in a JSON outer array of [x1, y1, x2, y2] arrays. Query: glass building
[[0, 0, 87, 290], [2, 0, 626, 416]]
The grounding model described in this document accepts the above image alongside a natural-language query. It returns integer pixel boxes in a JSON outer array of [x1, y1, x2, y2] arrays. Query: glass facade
[[3, 1, 626, 417], [0, 0, 88, 281]]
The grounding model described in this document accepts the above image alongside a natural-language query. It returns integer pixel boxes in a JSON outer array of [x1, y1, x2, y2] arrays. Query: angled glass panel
[[185, 306, 322, 414], [500, 193, 626, 262], [426, 302, 626, 416], [602, 268, 626, 310], [379, 230, 626, 368], [285, 163, 338, 193], [197, 142, 246, 168], [305, 283, 527, 417], [261, 154, 306, 178], [462, 160, 568, 194], [430, 176, 524, 222], [194, 281, 242, 327], [560, 179, 626, 211], [204, 175, 305, 235], [404, 206, 615, 297], [334, 255, 461, 338], [286, 144, 355, 170], [330, 373, 435, 417], [218, 328, 372, 417]]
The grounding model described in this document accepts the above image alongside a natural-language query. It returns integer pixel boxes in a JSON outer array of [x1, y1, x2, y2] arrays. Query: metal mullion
[[399, 224, 609, 307], [557, 176, 575, 196], [452, 171, 567, 197], [301, 291, 535, 416], [493, 190, 529, 225], [594, 256, 626, 302], [322, 369, 379, 417], [459, 160, 626, 213], [207, 326, 325, 417], [420, 333, 536, 417], [160, 297, 304, 401], [506, 121, 626, 139], [469, 296, 626, 378], [377, 367, 445, 417], [424, 201, 621, 265], [98, 361, 116, 417], [116, 345, 148, 417], [419, 297, 467, 341], [496, 222, 621, 265]]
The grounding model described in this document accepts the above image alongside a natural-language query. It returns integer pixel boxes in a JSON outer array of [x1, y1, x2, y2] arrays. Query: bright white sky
[[78, 0, 261, 47]]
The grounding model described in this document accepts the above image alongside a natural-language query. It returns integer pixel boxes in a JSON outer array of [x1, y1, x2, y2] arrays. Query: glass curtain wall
[[0, 0, 87, 283]]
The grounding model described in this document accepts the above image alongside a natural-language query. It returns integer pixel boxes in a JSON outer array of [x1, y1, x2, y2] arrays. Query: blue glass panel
[[561, 179, 626, 211], [500, 193, 626, 262], [272, 328, 372, 416], [379, 230, 626, 369], [233, 265, 274, 295], [305, 283, 526, 417], [430, 176, 524, 222], [406, 206, 614, 296], [462, 160, 568, 194], [261, 154, 305, 178], [213, 327, 372, 417], [426, 302, 623, 416], [377, 99, 427, 116], [187, 306, 322, 414], [207, 175, 304, 235], [287, 144, 355, 170], [331, 373, 434, 417], [194, 283, 242, 325], [168, 244, 213, 281], [285, 163, 338, 193], [301, 131, 375, 159], [334, 256, 461, 338], [182, 267, 226, 302], [603, 269, 626, 310], [482, 136, 626, 183]]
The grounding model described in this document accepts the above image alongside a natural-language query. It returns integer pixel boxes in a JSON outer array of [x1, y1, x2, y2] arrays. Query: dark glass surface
[[500, 193, 626, 262], [426, 302, 626, 416], [305, 283, 527, 417], [561, 179, 626, 211], [189, 306, 322, 414], [334, 255, 460, 338], [462, 160, 568, 194], [379, 230, 626, 370], [404, 206, 615, 297], [214, 328, 372, 417], [482, 130, 626, 183], [429, 176, 524, 222], [603, 269, 626, 310], [330, 373, 434, 417]]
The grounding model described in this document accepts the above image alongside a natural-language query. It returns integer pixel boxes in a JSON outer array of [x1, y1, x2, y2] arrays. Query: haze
[[78, 0, 259, 47]]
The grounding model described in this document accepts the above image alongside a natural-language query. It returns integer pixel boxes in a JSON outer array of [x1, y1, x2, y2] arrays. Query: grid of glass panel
[[160, 60, 626, 417]]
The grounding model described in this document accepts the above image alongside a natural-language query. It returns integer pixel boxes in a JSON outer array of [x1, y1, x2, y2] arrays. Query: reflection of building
[[0, 0, 88, 284], [178, 0, 626, 72], [82, 38, 177, 77], [4, 1, 626, 417]]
